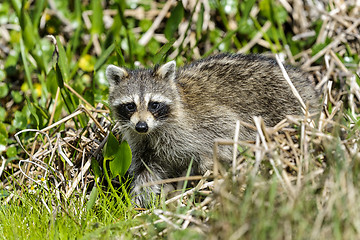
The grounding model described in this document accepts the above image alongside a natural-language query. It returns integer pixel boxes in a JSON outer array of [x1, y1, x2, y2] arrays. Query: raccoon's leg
[[129, 161, 169, 208], [194, 155, 214, 175]]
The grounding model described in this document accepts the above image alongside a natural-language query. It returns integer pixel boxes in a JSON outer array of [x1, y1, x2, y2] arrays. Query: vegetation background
[[0, 0, 360, 239]]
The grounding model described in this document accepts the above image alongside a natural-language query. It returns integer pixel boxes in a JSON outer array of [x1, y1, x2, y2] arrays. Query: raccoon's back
[[176, 53, 319, 126]]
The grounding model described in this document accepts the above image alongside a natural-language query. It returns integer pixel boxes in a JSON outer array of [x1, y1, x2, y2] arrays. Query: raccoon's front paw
[[130, 167, 175, 207], [131, 183, 161, 208]]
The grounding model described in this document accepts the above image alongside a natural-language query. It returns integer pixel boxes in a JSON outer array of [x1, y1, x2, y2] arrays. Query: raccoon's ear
[[156, 60, 176, 81], [106, 65, 128, 85]]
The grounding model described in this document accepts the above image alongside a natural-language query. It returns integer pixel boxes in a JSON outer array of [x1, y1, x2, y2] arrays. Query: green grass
[[0, 188, 139, 240], [1, 0, 360, 239]]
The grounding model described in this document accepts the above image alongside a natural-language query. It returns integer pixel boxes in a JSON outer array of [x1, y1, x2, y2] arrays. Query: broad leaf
[[0, 83, 8, 98], [6, 146, 17, 158], [91, 157, 102, 179], [103, 131, 120, 160], [109, 140, 132, 178], [104, 132, 132, 178], [13, 111, 27, 129], [164, 2, 184, 40]]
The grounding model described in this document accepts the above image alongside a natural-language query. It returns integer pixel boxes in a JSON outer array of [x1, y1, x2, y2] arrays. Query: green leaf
[[109, 140, 132, 178], [55, 62, 64, 88], [139, 19, 152, 32], [21, 10, 36, 49], [311, 38, 331, 56], [86, 186, 98, 211], [0, 123, 7, 153], [259, 0, 271, 20], [154, 39, 176, 65], [0, 83, 8, 98], [9, 0, 20, 15], [0, 189, 10, 199], [20, 38, 35, 101], [56, 36, 69, 83], [196, 4, 204, 40], [104, 132, 132, 178], [0, 69, 5, 81], [115, 40, 125, 67], [0, 123, 7, 138], [11, 91, 23, 103], [91, 158, 102, 179], [13, 111, 27, 129], [241, 0, 257, 19], [91, 0, 104, 34], [147, 39, 161, 56], [32, 0, 46, 28], [26, 98, 39, 127], [94, 43, 115, 72], [30, 44, 47, 73], [0, 107, 5, 122], [0, 134, 6, 153], [103, 131, 120, 160], [4, 50, 19, 68], [274, 4, 288, 24], [6, 146, 17, 158], [46, 69, 58, 96], [164, 2, 184, 40]]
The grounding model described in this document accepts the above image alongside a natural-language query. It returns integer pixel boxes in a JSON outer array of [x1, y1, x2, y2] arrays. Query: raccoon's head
[[106, 61, 180, 135]]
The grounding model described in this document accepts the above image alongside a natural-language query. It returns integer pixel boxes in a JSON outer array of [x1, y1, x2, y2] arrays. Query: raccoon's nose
[[135, 121, 149, 133]]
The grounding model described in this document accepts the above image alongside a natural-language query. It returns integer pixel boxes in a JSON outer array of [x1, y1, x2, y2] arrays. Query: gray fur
[[106, 53, 320, 207]]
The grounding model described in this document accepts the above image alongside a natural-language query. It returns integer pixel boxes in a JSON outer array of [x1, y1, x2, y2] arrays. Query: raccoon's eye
[[125, 103, 136, 112], [148, 101, 161, 111]]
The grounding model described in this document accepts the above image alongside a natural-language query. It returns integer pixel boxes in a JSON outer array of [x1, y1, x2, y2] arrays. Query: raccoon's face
[[106, 61, 178, 134]]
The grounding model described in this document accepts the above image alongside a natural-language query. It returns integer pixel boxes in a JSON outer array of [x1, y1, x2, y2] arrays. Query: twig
[[41, 108, 83, 132], [275, 54, 307, 112], [0, 156, 6, 178], [232, 120, 240, 180], [138, 0, 176, 46], [64, 83, 96, 111], [65, 159, 92, 199], [253, 116, 289, 195], [140, 175, 212, 188]]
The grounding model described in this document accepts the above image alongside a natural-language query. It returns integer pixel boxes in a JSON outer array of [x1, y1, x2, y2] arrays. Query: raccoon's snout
[[135, 121, 149, 133]]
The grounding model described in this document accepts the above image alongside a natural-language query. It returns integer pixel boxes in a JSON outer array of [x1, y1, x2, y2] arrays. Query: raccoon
[[106, 53, 319, 207]]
